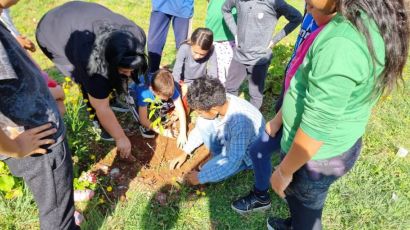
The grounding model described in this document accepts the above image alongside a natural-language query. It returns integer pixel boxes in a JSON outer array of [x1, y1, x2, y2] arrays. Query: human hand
[[169, 152, 189, 169], [116, 136, 135, 161], [176, 133, 187, 149], [184, 171, 200, 185], [270, 166, 293, 199], [16, 35, 36, 52], [13, 123, 56, 158]]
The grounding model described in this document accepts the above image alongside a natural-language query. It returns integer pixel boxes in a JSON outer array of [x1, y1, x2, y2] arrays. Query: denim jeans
[[4, 139, 78, 230], [184, 117, 251, 182], [250, 129, 282, 192], [284, 138, 362, 230]]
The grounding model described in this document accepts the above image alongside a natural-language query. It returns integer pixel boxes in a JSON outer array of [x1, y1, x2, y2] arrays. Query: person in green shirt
[[240, 0, 409, 229], [205, 0, 236, 84]]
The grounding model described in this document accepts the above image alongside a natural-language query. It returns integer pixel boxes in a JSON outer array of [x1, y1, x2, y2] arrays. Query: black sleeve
[[83, 74, 112, 99]]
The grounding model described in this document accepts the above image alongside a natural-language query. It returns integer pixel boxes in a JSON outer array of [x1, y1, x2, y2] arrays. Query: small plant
[[144, 96, 166, 134]]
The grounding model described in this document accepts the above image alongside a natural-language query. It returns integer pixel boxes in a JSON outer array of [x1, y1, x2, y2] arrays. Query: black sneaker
[[139, 126, 156, 138], [100, 128, 114, 142], [231, 190, 271, 214], [110, 99, 130, 113], [267, 217, 292, 230]]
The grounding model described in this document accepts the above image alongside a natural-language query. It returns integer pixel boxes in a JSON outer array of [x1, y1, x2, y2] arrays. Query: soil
[[89, 125, 210, 200]]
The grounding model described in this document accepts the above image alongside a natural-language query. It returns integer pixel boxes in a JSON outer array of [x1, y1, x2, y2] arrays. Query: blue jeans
[[185, 117, 251, 182], [284, 138, 362, 230], [250, 129, 283, 192], [147, 11, 190, 73]]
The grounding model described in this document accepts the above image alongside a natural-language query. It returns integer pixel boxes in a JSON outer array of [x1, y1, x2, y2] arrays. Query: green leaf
[[149, 109, 156, 120], [0, 175, 15, 192]]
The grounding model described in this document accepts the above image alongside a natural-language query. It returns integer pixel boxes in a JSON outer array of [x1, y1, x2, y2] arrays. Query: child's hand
[[13, 123, 56, 158], [176, 133, 187, 149], [184, 171, 200, 185], [16, 35, 36, 52], [169, 152, 189, 169]]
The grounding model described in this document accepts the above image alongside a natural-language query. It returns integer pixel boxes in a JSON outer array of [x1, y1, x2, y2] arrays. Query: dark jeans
[[4, 139, 78, 230], [250, 129, 282, 192], [284, 138, 362, 230], [225, 58, 270, 109], [147, 11, 190, 73]]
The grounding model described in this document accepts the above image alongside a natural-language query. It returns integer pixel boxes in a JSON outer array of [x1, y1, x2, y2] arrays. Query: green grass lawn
[[1, 0, 409, 229]]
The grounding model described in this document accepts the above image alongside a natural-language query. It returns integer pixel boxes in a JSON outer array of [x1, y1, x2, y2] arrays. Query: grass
[[1, 0, 409, 229]]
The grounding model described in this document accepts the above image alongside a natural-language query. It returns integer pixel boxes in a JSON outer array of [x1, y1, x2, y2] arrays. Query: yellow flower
[[90, 155, 96, 160], [195, 190, 201, 195], [99, 198, 105, 204], [86, 107, 92, 111], [83, 99, 89, 103], [63, 88, 69, 95], [64, 77, 71, 82], [89, 114, 95, 120], [201, 192, 206, 196], [107, 186, 112, 192]]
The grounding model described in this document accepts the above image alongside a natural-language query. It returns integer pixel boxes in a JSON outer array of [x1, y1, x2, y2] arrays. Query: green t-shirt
[[281, 13, 385, 160], [205, 0, 236, 42]]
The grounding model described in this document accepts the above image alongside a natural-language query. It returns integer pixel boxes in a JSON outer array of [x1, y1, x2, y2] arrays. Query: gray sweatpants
[[4, 139, 78, 230], [225, 58, 270, 109]]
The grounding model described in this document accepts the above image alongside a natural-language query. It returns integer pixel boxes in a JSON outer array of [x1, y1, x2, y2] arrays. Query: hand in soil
[[176, 133, 187, 149], [184, 171, 200, 185], [169, 152, 189, 169], [116, 136, 132, 158]]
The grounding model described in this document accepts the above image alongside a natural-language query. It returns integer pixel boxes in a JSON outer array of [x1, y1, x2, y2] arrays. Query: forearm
[[272, 4, 302, 45], [279, 128, 322, 176], [271, 108, 283, 126], [0, 130, 19, 157], [95, 107, 126, 140], [222, 0, 237, 37]]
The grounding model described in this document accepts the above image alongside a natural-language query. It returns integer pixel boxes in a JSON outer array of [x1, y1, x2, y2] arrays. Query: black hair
[[187, 77, 226, 111], [337, 0, 409, 95], [104, 30, 148, 94]]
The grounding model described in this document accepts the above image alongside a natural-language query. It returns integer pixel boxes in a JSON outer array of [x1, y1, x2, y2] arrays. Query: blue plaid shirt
[[183, 95, 265, 183]]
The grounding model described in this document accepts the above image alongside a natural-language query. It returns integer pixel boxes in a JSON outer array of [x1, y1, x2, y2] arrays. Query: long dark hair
[[104, 30, 148, 94], [337, 0, 409, 95]]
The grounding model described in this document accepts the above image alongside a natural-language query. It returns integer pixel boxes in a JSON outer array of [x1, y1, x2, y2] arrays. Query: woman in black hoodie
[[36, 1, 148, 160]]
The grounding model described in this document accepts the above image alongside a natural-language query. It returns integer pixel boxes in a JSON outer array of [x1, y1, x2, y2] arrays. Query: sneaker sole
[[111, 106, 130, 113], [100, 137, 115, 142], [231, 202, 271, 215], [140, 132, 156, 138], [267, 218, 274, 230]]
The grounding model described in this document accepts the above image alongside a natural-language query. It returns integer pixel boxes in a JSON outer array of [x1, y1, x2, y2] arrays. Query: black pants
[[225, 58, 270, 109], [4, 139, 78, 230]]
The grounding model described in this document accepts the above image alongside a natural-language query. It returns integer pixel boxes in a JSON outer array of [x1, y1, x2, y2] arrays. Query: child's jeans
[[183, 117, 251, 182]]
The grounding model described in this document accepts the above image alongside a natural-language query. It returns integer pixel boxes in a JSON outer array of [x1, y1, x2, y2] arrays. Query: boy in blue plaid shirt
[[170, 77, 265, 184]]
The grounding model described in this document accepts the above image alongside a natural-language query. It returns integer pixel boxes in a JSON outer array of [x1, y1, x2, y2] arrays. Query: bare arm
[[89, 94, 132, 157], [138, 105, 152, 130], [173, 96, 187, 148]]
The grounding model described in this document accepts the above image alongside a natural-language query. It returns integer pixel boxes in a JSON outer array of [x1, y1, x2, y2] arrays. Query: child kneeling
[[129, 70, 187, 148]]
